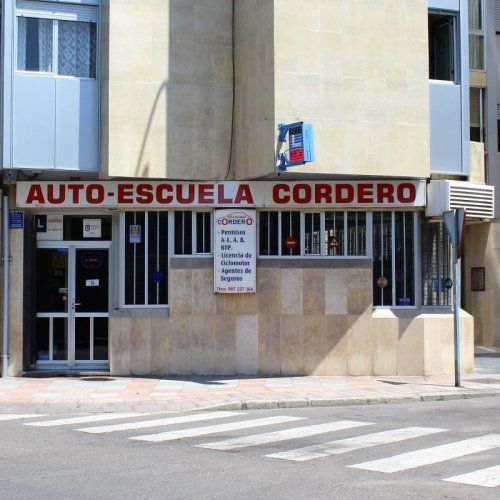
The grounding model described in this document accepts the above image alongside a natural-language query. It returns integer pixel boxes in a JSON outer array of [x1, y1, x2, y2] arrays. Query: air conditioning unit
[[426, 180, 495, 219]]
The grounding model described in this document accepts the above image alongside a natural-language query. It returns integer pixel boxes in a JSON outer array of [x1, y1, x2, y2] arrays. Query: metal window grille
[[421, 221, 452, 306], [373, 212, 416, 306], [124, 211, 168, 306]]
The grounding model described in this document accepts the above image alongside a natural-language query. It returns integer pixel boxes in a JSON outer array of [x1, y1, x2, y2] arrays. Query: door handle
[[72, 302, 82, 307]]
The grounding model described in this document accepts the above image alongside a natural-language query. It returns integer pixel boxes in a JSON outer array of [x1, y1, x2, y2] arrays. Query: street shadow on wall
[[133, 0, 234, 180]]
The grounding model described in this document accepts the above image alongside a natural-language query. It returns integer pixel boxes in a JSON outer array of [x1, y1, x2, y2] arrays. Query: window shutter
[[496, 0, 500, 32], [470, 88, 480, 126], [17, 1, 97, 22]]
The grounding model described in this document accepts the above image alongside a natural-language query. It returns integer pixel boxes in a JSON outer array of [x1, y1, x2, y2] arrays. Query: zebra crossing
[[3, 411, 499, 489]]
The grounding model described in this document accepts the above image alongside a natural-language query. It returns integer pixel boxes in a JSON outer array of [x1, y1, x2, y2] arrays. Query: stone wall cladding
[[109, 258, 474, 377]]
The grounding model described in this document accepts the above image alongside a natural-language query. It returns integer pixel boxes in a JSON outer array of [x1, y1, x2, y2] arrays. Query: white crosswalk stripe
[[196, 420, 373, 451], [443, 465, 500, 488], [0, 414, 49, 421], [130, 416, 305, 443], [25, 413, 151, 427], [77, 411, 244, 434], [349, 434, 500, 473], [9, 409, 499, 490], [266, 427, 448, 462]]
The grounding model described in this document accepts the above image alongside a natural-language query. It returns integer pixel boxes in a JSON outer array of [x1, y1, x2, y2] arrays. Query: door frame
[[35, 240, 111, 370]]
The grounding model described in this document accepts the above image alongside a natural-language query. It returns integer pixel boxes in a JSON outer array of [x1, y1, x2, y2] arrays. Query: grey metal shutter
[[495, 0, 500, 32], [470, 88, 480, 127]]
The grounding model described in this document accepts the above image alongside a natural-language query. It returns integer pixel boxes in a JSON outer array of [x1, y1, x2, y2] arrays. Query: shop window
[[347, 212, 367, 256], [17, 4, 97, 78], [281, 212, 301, 256], [373, 212, 416, 307], [123, 211, 168, 306], [421, 221, 452, 306], [428, 13, 457, 82], [174, 211, 211, 255], [325, 212, 344, 256], [174, 211, 193, 255], [258, 211, 367, 258], [304, 213, 321, 255], [259, 211, 279, 256], [196, 212, 211, 254]]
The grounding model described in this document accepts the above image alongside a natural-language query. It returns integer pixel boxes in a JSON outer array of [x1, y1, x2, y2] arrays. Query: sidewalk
[[1, 365, 499, 414], [1, 347, 498, 414]]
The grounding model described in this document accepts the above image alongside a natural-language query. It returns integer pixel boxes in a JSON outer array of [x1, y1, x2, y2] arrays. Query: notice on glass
[[214, 209, 256, 294]]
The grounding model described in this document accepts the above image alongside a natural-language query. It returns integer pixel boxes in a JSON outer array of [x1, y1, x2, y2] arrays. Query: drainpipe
[[2, 187, 9, 378]]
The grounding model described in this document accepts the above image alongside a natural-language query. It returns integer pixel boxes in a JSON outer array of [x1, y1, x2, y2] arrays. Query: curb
[[190, 390, 500, 412], [0, 390, 498, 415]]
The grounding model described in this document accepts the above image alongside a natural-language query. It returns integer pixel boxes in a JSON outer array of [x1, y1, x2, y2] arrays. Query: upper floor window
[[470, 87, 485, 142], [16, 3, 97, 78], [469, 0, 485, 71], [428, 13, 457, 82], [58, 20, 97, 78], [17, 17, 53, 72]]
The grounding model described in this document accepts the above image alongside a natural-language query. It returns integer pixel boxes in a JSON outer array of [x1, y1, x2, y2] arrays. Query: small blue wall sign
[[9, 210, 24, 229]]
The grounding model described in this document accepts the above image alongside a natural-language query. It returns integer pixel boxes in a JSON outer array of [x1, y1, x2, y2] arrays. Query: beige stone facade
[[273, 0, 430, 179], [108, 259, 473, 377], [464, 222, 500, 348], [101, 0, 234, 180], [0, 0, 482, 380], [101, 0, 430, 181]]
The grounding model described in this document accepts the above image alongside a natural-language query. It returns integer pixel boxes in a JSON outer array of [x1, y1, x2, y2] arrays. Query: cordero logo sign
[[216, 212, 255, 226]]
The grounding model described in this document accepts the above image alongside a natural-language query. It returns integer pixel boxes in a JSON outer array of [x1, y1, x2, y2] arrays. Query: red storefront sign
[[16, 180, 426, 209]]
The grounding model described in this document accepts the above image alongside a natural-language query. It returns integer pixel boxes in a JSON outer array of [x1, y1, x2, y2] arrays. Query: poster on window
[[214, 209, 256, 294]]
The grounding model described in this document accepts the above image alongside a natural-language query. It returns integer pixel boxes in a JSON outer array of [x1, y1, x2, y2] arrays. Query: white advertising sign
[[36, 214, 63, 241], [83, 218, 101, 238], [16, 180, 426, 209], [214, 209, 256, 294]]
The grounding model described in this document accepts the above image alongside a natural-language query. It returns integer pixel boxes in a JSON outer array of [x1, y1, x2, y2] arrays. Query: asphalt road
[[0, 396, 499, 500]]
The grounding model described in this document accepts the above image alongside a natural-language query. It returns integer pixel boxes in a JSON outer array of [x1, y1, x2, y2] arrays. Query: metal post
[[452, 255, 461, 387], [2, 191, 10, 378]]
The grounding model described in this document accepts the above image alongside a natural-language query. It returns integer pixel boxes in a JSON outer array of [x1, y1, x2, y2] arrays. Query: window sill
[[258, 255, 369, 260], [15, 71, 97, 81], [112, 306, 169, 319], [373, 306, 417, 310], [429, 79, 458, 86]]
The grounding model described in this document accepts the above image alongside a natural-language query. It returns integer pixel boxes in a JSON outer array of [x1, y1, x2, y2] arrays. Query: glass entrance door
[[35, 245, 109, 370], [73, 248, 109, 366]]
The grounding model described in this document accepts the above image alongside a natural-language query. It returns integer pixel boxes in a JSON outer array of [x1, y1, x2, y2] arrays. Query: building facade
[[462, 0, 500, 348], [0, 0, 494, 377]]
